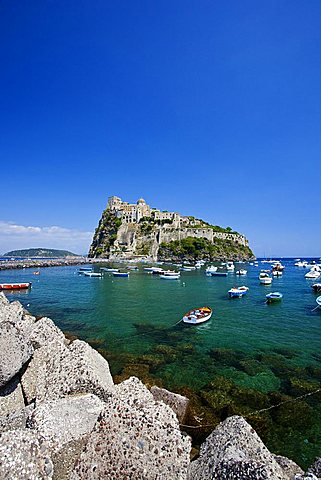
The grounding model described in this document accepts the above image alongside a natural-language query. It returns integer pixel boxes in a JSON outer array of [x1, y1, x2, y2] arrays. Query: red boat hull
[[0, 283, 32, 290]]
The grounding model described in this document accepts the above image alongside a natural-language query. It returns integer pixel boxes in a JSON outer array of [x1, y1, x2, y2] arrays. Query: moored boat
[[236, 269, 247, 275], [100, 268, 119, 273], [159, 272, 180, 280], [83, 272, 102, 277], [228, 286, 249, 298], [259, 272, 272, 285], [315, 296, 321, 309], [207, 271, 228, 277], [205, 265, 218, 275], [113, 272, 129, 277], [266, 292, 283, 303], [272, 270, 283, 277], [0, 282, 32, 290], [182, 306, 212, 325], [305, 268, 321, 279]]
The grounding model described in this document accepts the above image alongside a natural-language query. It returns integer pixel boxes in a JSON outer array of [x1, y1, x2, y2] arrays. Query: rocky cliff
[[88, 201, 254, 261], [0, 293, 319, 479]]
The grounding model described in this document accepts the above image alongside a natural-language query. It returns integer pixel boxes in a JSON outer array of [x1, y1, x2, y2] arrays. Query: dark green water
[[2, 259, 321, 468]]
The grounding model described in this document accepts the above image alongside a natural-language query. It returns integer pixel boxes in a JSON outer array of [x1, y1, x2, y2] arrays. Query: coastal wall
[[0, 293, 319, 479]]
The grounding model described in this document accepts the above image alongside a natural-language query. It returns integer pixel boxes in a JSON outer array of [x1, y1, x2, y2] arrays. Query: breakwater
[[0, 257, 90, 271], [0, 293, 320, 479]]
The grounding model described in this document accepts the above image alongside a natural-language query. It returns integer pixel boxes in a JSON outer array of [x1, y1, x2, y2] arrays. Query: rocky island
[[89, 196, 254, 261], [0, 293, 320, 479]]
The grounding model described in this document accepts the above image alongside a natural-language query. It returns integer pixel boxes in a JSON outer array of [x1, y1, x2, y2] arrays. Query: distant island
[[3, 248, 80, 258], [89, 196, 255, 261]]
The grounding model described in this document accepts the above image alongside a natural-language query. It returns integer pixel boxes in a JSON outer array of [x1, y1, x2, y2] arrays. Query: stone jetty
[[0, 293, 319, 479], [0, 257, 89, 271]]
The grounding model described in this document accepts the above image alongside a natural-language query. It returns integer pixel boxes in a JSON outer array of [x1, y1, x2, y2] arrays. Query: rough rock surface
[[0, 404, 34, 433], [29, 316, 66, 349], [0, 375, 25, 416], [28, 393, 105, 479], [274, 455, 304, 478], [21, 339, 114, 404], [71, 376, 191, 479], [0, 429, 53, 479], [151, 385, 189, 423], [0, 298, 24, 324], [308, 458, 321, 478], [188, 415, 296, 480], [0, 321, 33, 387]]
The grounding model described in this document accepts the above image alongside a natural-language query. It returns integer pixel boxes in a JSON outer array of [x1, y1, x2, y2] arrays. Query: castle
[[107, 196, 189, 225]]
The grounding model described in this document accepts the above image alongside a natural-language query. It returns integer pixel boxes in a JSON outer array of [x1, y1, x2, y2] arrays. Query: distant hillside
[[3, 248, 80, 258]]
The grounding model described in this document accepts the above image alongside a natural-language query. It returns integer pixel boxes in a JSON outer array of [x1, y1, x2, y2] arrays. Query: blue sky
[[0, 1, 320, 256]]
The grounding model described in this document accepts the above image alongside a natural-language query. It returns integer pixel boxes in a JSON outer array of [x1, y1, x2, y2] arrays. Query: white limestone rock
[[0, 299, 24, 324], [0, 428, 53, 479], [70, 376, 191, 480], [21, 339, 114, 404], [28, 394, 105, 479], [0, 376, 25, 416], [151, 385, 189, 423], [188, 415, 291, 480], [0, 292, 9, 305], [29, 316, 65, 349], [0, 321, 33, 387]]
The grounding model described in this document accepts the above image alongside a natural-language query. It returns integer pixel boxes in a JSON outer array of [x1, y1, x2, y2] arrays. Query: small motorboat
[[113, 272, 129, 277], [305, 268, 321, 279], [0, 282, 32, 290], [83, 272, 102, 277], [228, 286, 249, 298], [205, 266, 218, 275], [272, 270, 283, 277], [312, 283, 321, 293], [226, 262, 235, 271], [259, 273, 272, 285], [266, 292, 283, 303], [316, 296, 321, 309], [181, 266, 196, 271], [236, 269, 247, 275], [207, 271, 228, 277], [159, 272, 180, 280], [182, 306, 212, 325], [79, 267, 93, 274], [33, 271, 40, 275], [100, 268, 119, 273]]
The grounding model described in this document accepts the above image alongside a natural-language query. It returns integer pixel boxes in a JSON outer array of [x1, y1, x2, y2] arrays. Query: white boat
[[236, 269, 247, 275], [182, 306, 212, 325], [100, 268, 119, 273], [181, 266, 196, 271], [205, 265, 218, 275], [160, 272, 180, 280], [83, 272, 102, 277], [305, 268, 321, 279], [226, 262, 235, 271], [272, 270, 283, 277], [228, 286, 249, 298], [259, 273, 272, 285], [316, 296, 321, 308]]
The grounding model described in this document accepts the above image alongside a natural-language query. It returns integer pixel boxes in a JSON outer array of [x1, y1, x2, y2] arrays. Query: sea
[[1, 258, 321, 468]]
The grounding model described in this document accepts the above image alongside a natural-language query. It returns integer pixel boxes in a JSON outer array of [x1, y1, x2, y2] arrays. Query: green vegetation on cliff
[[158, 237, 254, 261], [3, 248, 79, 258], [88, 210, 122, 258]]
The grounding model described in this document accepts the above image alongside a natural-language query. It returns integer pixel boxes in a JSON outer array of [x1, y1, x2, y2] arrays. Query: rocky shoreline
[[0, 293, 319, 479], [0, 257, 90, 271]]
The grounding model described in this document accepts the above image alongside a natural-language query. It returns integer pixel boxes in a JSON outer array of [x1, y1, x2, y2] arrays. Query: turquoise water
[[2, 260, 321, 467]]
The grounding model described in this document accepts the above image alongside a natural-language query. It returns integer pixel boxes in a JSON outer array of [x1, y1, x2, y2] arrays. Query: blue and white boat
[[101, 267, 119, 273], [205, 265, 218, 275], [228, 286, 249, 298], [113, 272, 129, 277], [83, 271, 102, 277], [316, 296, 321, 309], [266, 292, 283, 303]]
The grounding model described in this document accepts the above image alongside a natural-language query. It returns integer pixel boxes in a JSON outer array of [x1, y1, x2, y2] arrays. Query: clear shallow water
[[2, 259, 321, 467]]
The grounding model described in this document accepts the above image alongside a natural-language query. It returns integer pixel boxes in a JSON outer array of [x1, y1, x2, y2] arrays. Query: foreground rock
[[71, 377, 191, 479], [22, 339, 114, 403], [0, 429, 53, 479], [151, 385, 189, 423], [188, 416, 303, 480], [28, 394, 105, 479]]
